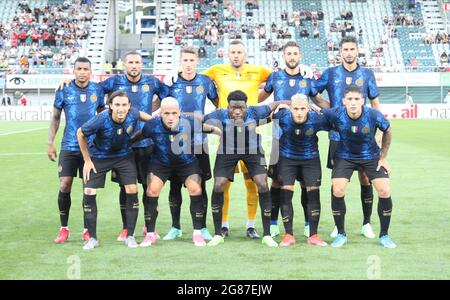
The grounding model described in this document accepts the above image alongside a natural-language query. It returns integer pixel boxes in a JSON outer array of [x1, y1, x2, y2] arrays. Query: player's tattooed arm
[[47, 108, 62, 161], [77, 128, 96, 183], [378, 127, 392, 175]]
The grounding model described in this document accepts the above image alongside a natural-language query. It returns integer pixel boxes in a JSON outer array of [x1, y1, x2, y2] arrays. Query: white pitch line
[[0, 127, 48, 136], [0, 152, 46, 156]]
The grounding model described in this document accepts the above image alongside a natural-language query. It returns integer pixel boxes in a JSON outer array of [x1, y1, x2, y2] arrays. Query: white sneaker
[[83, 237, 99, 250], [330, 226, 338, 238], [361, 223, 376, 239], [125, 236, 139, 248]]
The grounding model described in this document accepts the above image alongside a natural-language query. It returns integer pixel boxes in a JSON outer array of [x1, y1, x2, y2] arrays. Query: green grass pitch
[[0, 119, 449, 279]]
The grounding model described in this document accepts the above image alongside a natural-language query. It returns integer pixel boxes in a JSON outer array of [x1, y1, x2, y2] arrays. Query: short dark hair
[[74, 57, 91, 67], [227, 90, 248, 103], [108, 90, 129, 105], [282, 41, 301, 53], [123, 51, 142, 62], [339, 35, 358, 48], [343, 85, 363, 97], [229, 40, 245, 48]]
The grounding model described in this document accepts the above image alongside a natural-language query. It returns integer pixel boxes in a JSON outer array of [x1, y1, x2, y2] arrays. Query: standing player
[[48, 57, 105, 243], [100, 51, 169, 241], [77, 91, 152, 250], [132, 97, 221, 247], [271, 94, 330, 247], [163, 46, 218, 241], [313, 36, 381, 239], [204, 90, 289, 247], [321, 86, 395, 248], [258, 41, 329, 238], [202, 40, 272, 239]]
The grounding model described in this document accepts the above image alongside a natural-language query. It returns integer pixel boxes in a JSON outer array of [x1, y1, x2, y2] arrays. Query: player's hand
[[375, 133, 383, 148], [47, 144, 57, 161], [56, 79, 71, 91], [83, 160, 97, 184], [274, 103, 290, 114], [377, 158, 391, 176], [212, 126, 222, 136], [162, 71, 179, 87], [300, 64, 313, 79], [308, 103, 322, 114]]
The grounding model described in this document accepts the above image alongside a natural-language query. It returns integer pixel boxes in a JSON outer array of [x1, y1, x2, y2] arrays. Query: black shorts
[[112, 146, 153, 184], [276, 157, 322, 186], [85, 154, 137, 188], [332, 158, 390, 181], [58, 150, 83, 178], [149, 161, 201, 184], [196, 153, 212, 181], [327, 140, 339, 169], [214, 153, 267, 181]]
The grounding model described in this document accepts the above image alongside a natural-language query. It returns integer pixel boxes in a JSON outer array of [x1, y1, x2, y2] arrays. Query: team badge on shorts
[[300, 80, 307, 88], [356, 78, 364, 87], [346, 77, 353, 85], [131, 85, 138, 93], [289, 79, 296, 87], [186, 86, 193, 94], [362, 126, 370, 134], [58, 165, 63, 173], [126, 125, 134, 134], [142, 84, 149, 92], [80, 94, 87, 102], [196, 86, 204, 94], [90, 94, 97, 103], [306, 128, 314, 136]]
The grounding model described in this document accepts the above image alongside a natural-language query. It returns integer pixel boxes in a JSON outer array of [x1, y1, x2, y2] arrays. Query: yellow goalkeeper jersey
[[203, 64, 271, 108]]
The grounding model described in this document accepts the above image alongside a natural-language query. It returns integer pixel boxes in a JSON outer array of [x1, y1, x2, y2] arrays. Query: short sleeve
[[252, 105, 271, 119], [81, 114, 103, 138], [259, 66, 272, 83], [53, 88, 64, 110], [315, 68, 329, 94], [207, 77, 218, 100], [99, 76, 115, 94], [202, 65, 217, 81], [366, 69, 379, 100], [96, 86, 106, 109], [375, 110, 390, 132], [154, 76, 170, 99], [309, 79, 319, 97], [264, 72, 275, 93]]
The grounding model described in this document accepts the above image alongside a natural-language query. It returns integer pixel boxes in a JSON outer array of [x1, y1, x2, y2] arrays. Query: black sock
[[331, 194, 346, 235], [83, 194, 97, 239], [378, 197, 393, 237], [307, 189, 321, 236], [259, 191, 272, 236], [270, 186, 281, 223], [144, 196, 159, 233], [119, 186, 127, 229], [361, 184, 373, 225], [58, 191, 71, 227], [169, 179, 183, 229], [301, 186, 309, 224], [201, 180, 208, 228], [211, 191, 224, 236], [279, 189, 294, 235], [190, 195, 203, 230], [125, 193, 139, 236]]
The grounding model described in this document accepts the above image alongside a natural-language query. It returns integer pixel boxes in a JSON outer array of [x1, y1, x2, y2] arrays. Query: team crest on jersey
[[300, 80, 307, 88], [131, 85, 138, 93], [126, 125, 134, 134], [346, 77, 353, 85], [305, 128, 314, 136], [196, 86, 204, 94], [117, 128, 123, 135], [169, 135, 174, 142], [58, 165, 63, 173], [362, 126, 370, 134], [142, 84, 150, 92], [351, 126, 358, 133], [90, 95, 97, 103], [289, 79, 296, 87], [356, 78, 364, 87], [295, 129, 301, 135], [80, 94, 87, 102], [186, 86, 193, 94]]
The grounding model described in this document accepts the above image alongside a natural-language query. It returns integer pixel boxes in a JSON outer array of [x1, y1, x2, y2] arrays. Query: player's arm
[[139, 111, 153, 122], [370, 97, 383, 146], [268, 100, 290, 112], [202, 123, 222, 136], [310, 94, 330, 108], [377, 126, 392, 175], [76, 128, 96, 184], [47, 108, 62, 161], [131, 130, 144, 144], [258, 89, 272, 103]]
